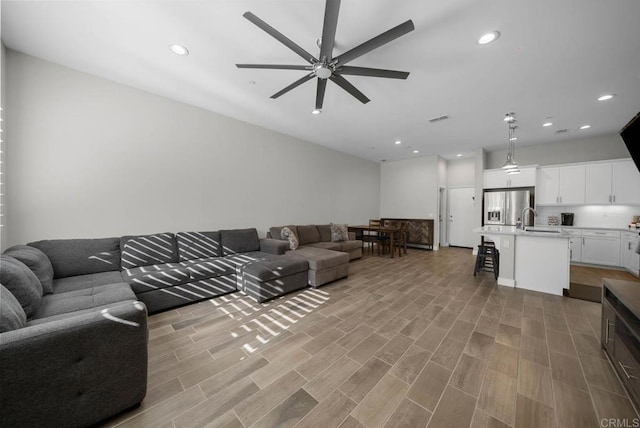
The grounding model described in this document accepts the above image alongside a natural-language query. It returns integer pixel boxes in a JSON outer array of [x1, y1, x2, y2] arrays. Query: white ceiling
[[2, 0, 640, 162]]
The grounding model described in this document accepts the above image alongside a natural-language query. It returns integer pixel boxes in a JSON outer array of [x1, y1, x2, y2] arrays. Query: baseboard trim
[[498, 277, 515, 287]]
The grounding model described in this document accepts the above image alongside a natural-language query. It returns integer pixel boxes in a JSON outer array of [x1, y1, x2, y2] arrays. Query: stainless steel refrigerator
[[483, 188, 534, 226]]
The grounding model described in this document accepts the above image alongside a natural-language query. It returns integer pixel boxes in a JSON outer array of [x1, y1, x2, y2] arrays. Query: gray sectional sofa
[[0, 246, 148, 428], [0, 225, 358, 426], [26, 228, 309, 313], [0, 227, 311, 426]]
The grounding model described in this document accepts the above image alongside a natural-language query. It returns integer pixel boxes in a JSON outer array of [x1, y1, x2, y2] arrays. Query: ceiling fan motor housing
[[314, 63, 333, 79]]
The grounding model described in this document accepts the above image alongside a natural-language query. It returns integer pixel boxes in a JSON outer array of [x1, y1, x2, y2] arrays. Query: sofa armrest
[[0, 301, 149, 427], [260, 238, 290, 255]]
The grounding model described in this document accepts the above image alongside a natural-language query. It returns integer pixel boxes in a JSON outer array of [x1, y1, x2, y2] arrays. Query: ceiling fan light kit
[[236, 0, 414, 111]]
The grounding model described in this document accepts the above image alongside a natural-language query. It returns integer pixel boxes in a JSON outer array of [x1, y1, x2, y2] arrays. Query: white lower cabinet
[[565, 228, 638, 272], [621, 231, 640, 277], [580, 230, 621, 266], [566, 229, 583, 262]]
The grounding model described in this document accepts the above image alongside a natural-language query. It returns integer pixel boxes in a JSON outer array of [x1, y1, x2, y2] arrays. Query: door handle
[[619, 362, 639, 379], [605, 320, 614, 342]]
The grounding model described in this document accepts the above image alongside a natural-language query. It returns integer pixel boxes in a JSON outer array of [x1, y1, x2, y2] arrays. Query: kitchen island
[[473, 226, 571, 296]]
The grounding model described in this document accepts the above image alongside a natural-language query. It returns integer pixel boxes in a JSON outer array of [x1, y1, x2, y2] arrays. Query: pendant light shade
[[502, 113, 520, 174]]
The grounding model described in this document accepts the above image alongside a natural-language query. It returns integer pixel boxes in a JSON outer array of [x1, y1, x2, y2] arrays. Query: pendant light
[[502, 112, 520, 174]]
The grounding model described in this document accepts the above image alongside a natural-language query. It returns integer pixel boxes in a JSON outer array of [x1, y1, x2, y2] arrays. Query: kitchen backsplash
[[535, 205, 640, 229]]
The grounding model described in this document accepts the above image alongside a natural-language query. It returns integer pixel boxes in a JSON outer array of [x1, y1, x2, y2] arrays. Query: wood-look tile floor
[[103, 247, 639, 428], [570, 265, 640, 287]]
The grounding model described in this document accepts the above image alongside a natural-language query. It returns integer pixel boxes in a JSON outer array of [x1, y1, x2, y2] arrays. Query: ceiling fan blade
[[337, 66, 409, 79], [329, 74, 370, 104], [243, 12, 318, 64], [316, 79, 327, 110], [236, 64, 311, 71], [333, 20, 415, 66], [271, 73, 315, 99], [320, 0, 341, 62]]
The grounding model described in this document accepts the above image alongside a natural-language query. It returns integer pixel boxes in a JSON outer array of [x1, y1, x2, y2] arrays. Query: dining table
[[348, 224, 401, 258]]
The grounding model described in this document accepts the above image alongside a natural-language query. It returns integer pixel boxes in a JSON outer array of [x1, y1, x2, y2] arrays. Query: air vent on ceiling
[[429, 114, 450, 123], [555, 129, 569, 134]]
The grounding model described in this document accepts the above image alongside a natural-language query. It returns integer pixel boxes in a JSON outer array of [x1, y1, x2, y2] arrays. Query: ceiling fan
[[236, 0, 415, 111]]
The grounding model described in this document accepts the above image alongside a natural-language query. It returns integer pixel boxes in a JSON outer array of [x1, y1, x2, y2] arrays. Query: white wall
[[0, 42, 7, 251], [380, 156, 438, 219], [446, 158, 475, 188], [486, 134, 629, 169], [473, 149, 486, 249], [380, 155, 439, 245], [4, 51, 380, 246]]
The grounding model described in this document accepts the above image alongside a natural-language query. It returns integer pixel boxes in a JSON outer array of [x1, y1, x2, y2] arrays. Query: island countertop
[[473, 225, 571, 239]]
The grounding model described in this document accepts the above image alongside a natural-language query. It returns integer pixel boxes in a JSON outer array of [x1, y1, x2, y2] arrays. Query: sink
[[524, 228, 561, 234]]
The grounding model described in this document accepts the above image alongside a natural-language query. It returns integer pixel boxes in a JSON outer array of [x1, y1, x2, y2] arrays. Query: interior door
[[448, 187, 476, 248], [439, 187, 447, 247]]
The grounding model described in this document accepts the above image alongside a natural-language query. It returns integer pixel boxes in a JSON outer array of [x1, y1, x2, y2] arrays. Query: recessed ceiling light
[[598, 94, 615, 101], [311, 109, 321, 115], [395, 140, 402, 145], [413, 150, 419, 154], [478, 31, 500, 45], [580, 124, 591, 130], [509, 137, 518, 141], [456, 154, 463, 157], [543, 122, 553, 127], [170, 44, 189, 56]]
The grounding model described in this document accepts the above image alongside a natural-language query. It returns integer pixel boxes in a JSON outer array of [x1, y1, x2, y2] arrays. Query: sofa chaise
[[268, 224, 362, 287]]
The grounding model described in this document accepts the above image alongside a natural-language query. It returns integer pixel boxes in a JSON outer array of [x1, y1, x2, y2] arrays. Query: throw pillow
[[281, 227, 299, 250], [0, 255, 43, 318], [3, 245, 54, 294], [0, 284, 27, 333], [330, 223, 349, 242]]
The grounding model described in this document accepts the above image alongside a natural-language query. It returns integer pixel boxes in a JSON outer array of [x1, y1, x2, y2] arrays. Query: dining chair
[[393, 221, 408, 257], [362, 219, 388, 255]]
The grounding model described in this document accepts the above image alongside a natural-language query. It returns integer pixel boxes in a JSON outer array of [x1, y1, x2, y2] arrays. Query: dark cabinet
[[381, 218, 434, 250], [601, 279, 640, 409], [602, 299, 616, 355]]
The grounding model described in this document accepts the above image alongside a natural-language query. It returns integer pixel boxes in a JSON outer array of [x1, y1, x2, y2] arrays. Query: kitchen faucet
[[521, 207, 538, 228]]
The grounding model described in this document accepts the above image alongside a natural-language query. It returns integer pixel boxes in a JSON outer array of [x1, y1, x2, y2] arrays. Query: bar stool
[[473, 242, 500, 280]]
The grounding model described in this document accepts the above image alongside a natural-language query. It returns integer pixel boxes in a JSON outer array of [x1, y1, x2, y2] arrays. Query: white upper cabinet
[[585, 163, 613, 204], [612, 160, 640, 204], [559, 165, 586, 205], [536, 165, 585, 205], [484, 167, 536, 189], [536, 167, 559, 205], [585, 160, 640, 205]]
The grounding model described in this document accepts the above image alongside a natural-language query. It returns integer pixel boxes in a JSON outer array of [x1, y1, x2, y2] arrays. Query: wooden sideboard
[[381, 218, 434, 250], [601, 278, 640, 412]]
